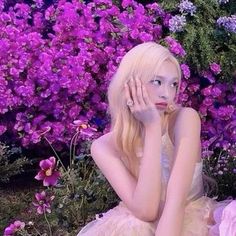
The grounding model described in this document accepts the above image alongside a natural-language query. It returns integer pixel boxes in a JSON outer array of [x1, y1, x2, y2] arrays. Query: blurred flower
[[181, 63, 190, 79], [33, 0, 44, 8], [33, 191, 55, 214], [4, 220, 25, 236], [210, 63, 221, 75], [73, 119, 97, 138], [218, 0, 229, 4], [178, 0, 197, 16], [165, 36, 186, 57], [169, 15, 186, 32], [217, 15, 236, 33], [35, 156, 60, 186], [202, 70, 216, 83]]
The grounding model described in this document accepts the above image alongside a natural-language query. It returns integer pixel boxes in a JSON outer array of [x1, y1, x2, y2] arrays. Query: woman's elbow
[[135, 208, 158, 222]]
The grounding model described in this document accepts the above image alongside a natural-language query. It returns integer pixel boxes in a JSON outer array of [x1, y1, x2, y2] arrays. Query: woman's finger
[[136, 78, 146, 107], [124, 82, 135, 112], [124, 82, 132, 101], [142, 83, 153, 106], [130, 77, 138, 107]]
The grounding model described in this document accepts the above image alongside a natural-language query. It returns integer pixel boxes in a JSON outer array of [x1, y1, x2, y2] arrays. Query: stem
[[43, 211, 52, 236], [79, 168, 95, 209], [44, 136, 67, 173], [72, 132, 79, 167], [44, 136, 75, 194], [33, 226, 41, 236], [69, 130, 80, 169]]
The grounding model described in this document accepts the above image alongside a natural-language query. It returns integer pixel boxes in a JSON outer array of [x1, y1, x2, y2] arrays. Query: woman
[[77, 42, 235, 236]]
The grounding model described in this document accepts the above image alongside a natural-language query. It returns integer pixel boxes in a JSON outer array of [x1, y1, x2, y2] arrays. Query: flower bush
[[0, 0, 235, 157]]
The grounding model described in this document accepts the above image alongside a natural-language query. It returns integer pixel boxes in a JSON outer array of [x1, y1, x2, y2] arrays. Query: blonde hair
[[107, 42, 182, 178]]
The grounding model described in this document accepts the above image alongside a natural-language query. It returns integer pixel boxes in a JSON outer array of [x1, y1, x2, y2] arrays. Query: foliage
[[0, 142, 30, 183], [203, 149, 236, 201], [2, 126, 119, 235], [158, 0, 236, 81]]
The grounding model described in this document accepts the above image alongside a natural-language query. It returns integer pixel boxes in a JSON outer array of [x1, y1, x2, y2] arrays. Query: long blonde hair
[[107, 42, 182, 178]]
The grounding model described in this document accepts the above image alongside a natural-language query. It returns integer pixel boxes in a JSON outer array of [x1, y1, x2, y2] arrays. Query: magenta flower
[[181, 63, 191, 79], [33, 191, 55, 214], [165, 36, 186, 57], [35, 156, 60, 186], [4, 220, 25, 236], [73, 119, 97, 137], [202, 70, 216, 83], [210, 62, 221, 75]]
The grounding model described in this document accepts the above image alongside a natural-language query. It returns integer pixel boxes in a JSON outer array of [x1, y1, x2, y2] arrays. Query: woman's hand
[[124, 77, 161, 127]]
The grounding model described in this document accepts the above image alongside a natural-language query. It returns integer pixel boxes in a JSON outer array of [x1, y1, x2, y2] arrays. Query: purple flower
[[33, 0, 44, 8], [217, 15, 236, 33], [202, 70, 216, 83], [4, 220, 25, 236], [0, 125, 7, 135], [35, 156, 60, 186], [178, 0, 197, 16], [218, 0, 229, 4], [181, 63, 191, 79], [165, 36, 186, 57], [210, 63, 221, 75], [33, 191, 55, 214], [73, 119, 97, 138], [121, 0, 135, 8], [169, 15, 186, 32], [217, 105, 234, 120]]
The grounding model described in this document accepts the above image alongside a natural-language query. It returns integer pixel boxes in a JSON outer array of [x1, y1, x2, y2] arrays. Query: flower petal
[[34, 170, 45, 180], [43, 171, 60, 186], [39, 159, 53, 170]]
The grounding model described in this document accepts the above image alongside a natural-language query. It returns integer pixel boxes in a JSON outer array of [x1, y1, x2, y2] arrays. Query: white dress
[[77, 129, 235, 236]]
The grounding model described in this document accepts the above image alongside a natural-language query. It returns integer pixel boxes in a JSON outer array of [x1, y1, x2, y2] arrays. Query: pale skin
[[90, 60, 202, 236]]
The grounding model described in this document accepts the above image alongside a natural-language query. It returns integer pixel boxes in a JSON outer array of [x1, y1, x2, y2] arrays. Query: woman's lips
[[155, 103, 167, 109]]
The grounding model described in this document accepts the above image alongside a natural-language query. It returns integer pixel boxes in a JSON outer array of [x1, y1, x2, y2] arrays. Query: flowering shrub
[[0, 0, 235, 158]]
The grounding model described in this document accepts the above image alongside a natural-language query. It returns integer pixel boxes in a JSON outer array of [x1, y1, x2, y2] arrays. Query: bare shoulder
[[168, 107, 201, 144], [91, 132, 119, 159], [169, 107, 200, 127]]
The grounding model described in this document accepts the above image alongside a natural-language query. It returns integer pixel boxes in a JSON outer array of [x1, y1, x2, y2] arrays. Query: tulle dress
[[77, 128, 236, 236]]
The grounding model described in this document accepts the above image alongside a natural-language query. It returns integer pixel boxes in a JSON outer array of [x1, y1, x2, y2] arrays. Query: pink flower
[[4, 220, 25, 236], [210, 63, 221, 75], [35, 156, 60, 186], [180, 63, 191, 79], [202, 70, 216, 83], [73, 119, 97, 137], [33, 191, 55, 214], [165, 36, 186, 57]]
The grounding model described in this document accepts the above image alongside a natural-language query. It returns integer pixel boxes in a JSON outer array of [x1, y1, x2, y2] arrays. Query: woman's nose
[[159, 87, 169, 100]]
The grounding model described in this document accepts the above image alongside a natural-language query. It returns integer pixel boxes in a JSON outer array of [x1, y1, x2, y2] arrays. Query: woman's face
[[144, 60, 179, 115]]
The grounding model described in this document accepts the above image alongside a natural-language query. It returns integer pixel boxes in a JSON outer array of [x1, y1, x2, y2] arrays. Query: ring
[[126, 99, 134, 107]]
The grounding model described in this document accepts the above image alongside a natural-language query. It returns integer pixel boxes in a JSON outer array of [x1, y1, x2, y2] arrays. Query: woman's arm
[[132, 121, 162, 221], [91, 121, 163, 222], [155, 107, 201, 236], [91, 78, 163, 222]]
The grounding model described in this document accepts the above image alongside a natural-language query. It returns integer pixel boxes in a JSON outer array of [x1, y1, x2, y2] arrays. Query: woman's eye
[[172, 82, 178, 88], [151, 79, 161, 85]]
